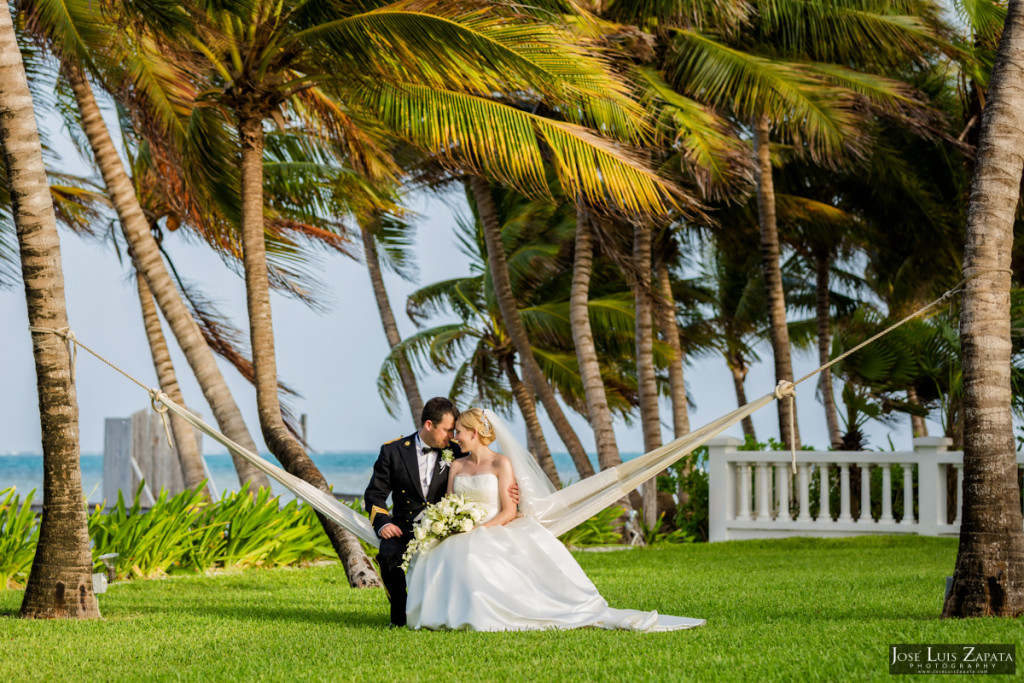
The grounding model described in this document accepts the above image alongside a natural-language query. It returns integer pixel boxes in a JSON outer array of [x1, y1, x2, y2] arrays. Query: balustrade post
[[914, 437, 951, 536], [879, 464, 894, 523], [707, 436, 741, 542], [755, 463, 771, 520], [737, 462, 752, 521], [818, 465, 831, 522], [838, 464, 853, 523], [776, 465, 790, 521], [797, 464, 812, 522], [859, 464, 872, 522], [901, 464, 915, 525]]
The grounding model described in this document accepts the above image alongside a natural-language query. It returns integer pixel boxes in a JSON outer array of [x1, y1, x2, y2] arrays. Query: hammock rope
[[26, 268, 1010, 544]]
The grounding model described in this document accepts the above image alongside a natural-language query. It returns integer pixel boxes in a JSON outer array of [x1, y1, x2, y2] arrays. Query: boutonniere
[[439, 448, 454, 471]]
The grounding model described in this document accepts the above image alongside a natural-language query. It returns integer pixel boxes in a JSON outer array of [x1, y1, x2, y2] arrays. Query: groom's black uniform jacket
[[364, 434, 465, 535]]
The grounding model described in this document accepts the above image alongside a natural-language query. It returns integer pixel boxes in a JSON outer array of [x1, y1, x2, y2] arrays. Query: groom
[[365, 397, 465, 627]]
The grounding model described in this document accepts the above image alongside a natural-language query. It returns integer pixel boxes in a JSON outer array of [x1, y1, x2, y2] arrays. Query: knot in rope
[[28, 325, 77, 379], [774, 380, 795, 400]]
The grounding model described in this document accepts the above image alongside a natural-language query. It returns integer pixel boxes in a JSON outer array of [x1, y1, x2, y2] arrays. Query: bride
[[404, 407, 705, 632]]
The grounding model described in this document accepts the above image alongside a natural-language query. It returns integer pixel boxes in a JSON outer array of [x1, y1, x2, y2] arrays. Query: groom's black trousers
[[377, 531, 412, 626]]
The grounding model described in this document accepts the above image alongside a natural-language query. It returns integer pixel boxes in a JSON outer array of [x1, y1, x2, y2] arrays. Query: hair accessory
[[479, 412, 491, 432]]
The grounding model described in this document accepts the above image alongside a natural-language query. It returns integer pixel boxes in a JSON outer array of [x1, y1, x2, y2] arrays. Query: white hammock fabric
[[153, 388, 775, 546]]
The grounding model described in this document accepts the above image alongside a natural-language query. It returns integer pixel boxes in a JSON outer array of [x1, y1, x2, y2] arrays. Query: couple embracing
[[364, 397, 705, 632]]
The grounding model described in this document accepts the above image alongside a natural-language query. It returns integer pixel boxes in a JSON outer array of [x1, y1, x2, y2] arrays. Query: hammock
[[153, 386, 776, 547], [29, 270, 987, 548]]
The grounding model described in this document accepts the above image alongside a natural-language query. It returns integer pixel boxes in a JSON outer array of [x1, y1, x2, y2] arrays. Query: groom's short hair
[[421, 397, 458, 427]]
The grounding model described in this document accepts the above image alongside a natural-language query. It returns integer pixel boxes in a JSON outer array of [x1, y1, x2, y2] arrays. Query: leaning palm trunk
[[470, 176, 595, 479], [814, 253, 841, 448], [135, 270, 211, 497], [753, 116, 800, 449], [728, 355, 756, 440], [656, 262, 690, 438], [656, 261, 690, 507], [942, 0, 1024, 618], [906, 386, 929, 438], [0, 7, 99, 618], [360, 219, 424, 423], [504, 357, 560, 487], [61, 59, 269, 490], [237, 115, 379, 588], [633, 224, 661, 529], [571, 212, 623, 473]]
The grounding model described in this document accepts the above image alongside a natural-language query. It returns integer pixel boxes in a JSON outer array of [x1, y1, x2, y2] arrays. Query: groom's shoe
[[388, 622, 406, 629]]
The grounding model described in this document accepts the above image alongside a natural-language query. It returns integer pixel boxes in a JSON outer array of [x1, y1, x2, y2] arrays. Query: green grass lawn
[[1, 536, 1020, 681]]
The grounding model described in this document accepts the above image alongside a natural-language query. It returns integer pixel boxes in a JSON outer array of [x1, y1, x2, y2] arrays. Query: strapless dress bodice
[[453, 473, 500, 523]]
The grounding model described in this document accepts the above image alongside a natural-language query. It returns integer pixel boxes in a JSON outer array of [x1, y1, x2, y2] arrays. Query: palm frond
[[355, 81, 688, 217], [666, 29, 862, 160]]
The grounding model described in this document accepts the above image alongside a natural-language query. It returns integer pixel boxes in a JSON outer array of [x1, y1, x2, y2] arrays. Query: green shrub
[[0, 488, 39, 589], [88, 484, 209, 579], [194, 485, 335, 570], [558, 505, 624, 547], [1, 482, 339, 590]]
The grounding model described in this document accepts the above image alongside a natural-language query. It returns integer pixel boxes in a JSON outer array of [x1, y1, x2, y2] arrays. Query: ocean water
[[0, 451, 618, 505]]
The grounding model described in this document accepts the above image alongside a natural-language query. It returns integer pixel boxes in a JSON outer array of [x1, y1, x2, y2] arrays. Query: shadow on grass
[[114, 600, 385, 629]]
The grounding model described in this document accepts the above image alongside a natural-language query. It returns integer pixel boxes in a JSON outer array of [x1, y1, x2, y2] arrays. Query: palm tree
[[130, 0, 680, 584], [663, 0, 949, 448], [632, 222, 661, 527], [134, 268, 210, 496], [943, 0, 1024, 618], [58, 60, 272, 491], [471, 176, 598, 479], [571, 210, 624, 474], [12, 0, 275, 490], [360, 212, 424, 423], [0, 0, 98, 619], [656, 258, 690, 439]]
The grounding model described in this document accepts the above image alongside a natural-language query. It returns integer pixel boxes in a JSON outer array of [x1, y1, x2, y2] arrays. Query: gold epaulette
[[383, 435, 403, 445]]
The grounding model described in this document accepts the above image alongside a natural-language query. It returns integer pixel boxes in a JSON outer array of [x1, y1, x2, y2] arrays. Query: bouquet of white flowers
[[400, 493, 487, 571]]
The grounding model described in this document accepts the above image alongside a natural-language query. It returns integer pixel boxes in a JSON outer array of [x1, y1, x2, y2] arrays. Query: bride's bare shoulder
[[491, 453, 514, 474]]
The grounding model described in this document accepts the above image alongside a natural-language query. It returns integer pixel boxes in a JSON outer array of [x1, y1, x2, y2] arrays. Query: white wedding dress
[[405, 472, 705, 632]]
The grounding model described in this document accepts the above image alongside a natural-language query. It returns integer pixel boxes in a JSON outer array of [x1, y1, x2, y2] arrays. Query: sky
[[0, 93, 944, 457]]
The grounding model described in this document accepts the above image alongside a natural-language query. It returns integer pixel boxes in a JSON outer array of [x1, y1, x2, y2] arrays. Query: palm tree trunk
[[236, 113, 379, 588], [360, 220, 423, 423], [753, 116, 800, 450], [728, 355, 756, 440], [943, 0, 1024, 618], [469, 175, 595, 479], [135, 269, 211, 497], [907, 386, 929, 438], [633, 224, 661, 529], [504, 356, 560, 487], [0, 7, 99, 618], [656, 261, 690, 438], [814, 253, 841, 448], [61, 58, 270, 490], [571, 211, 623, 472]]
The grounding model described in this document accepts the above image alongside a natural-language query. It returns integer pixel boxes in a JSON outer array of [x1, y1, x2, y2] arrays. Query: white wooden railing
[[707, 436, 1024, 542]]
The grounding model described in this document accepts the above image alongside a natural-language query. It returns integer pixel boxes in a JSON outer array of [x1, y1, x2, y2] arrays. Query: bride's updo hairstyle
[[459, 408, 496, 445]]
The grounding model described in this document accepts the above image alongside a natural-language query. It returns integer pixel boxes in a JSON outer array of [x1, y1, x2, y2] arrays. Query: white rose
[[414, 526, 427, 541], [431, 521, 445, 535], [460, 519, 474, 533]]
